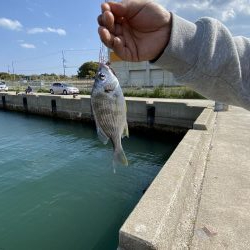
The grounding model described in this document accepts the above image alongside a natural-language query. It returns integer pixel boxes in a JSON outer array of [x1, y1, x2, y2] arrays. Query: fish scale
[[94, 98, 120, 138]]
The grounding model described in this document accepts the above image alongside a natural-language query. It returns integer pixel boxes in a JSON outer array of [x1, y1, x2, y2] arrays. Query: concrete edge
[[118, 109, 217, 250], [193, 107, 215, 131]]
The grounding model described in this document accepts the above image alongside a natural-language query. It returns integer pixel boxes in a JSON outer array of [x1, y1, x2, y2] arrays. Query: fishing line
[[99, 0, 109, 66]]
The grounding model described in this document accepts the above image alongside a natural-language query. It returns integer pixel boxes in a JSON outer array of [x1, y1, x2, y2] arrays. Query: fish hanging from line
[[91, 63, 129, 167]]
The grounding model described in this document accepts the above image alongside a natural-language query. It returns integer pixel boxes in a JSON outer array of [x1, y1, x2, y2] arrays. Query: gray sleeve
[[151, 13, 250, 110]]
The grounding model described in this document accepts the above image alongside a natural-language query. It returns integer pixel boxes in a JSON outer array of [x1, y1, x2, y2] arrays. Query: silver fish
[[91, 63, 129, 166]]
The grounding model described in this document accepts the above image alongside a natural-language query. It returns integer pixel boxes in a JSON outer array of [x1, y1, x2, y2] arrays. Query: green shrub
[[79, 89, 91, 95], [123, 86, 205, 99], [37, 88, 49, 93]]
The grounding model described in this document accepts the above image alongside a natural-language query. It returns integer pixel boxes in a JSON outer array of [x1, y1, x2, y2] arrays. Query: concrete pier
[[1, 92, 249, 249], [118, 106, 250, 250], [191, 107, 250, 250]]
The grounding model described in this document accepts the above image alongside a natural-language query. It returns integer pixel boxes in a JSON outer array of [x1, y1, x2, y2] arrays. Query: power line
[[5, 48, 100, 75], [63, 49, 99, 52], [14, 51, 61, 63], [16, 66, 63, 72]]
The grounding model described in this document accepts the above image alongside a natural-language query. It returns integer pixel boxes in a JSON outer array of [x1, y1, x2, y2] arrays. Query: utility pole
[[62, 50, 66, 78], [12, 61, 15, 81]]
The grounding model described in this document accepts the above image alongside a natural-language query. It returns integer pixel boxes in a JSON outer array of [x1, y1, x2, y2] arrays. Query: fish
[[91, 63, 129, 166]]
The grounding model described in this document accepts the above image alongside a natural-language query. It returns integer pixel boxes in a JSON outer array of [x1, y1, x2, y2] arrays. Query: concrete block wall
[[126, 99, 148, 124], [0, 93, 92, 121], [0, 93, 205, 130], [154, 102, 203, 128]]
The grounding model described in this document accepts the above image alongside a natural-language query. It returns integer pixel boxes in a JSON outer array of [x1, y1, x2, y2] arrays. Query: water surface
[[0, 110, 179, 250]]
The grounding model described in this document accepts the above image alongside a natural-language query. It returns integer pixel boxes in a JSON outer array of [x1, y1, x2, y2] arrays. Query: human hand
[[98, 0, 172, 62]]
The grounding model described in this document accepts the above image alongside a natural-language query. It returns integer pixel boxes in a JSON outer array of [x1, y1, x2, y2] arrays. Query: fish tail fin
[[113, 147, 128, 167]]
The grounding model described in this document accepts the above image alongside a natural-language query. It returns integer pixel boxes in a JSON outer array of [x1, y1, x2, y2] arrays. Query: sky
[[0, 0, 250, 76]]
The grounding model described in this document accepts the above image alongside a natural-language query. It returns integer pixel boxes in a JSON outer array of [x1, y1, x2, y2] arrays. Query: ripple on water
[[0, 110, 180, 250]]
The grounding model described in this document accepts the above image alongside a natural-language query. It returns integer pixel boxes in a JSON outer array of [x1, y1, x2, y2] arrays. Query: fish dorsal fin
[[97, 126, 109, 145]]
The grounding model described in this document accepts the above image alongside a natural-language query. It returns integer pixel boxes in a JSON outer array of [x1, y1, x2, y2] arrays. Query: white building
[[109, 50, 178, 87]]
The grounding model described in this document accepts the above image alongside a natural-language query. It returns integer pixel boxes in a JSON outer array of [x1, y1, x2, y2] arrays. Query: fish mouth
[[99, 62, 117, 77], [98, 63, 109, 70]]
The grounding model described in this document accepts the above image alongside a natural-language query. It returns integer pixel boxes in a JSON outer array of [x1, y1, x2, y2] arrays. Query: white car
[[49, 82, 79, 95], [0, 81, 8, 92]]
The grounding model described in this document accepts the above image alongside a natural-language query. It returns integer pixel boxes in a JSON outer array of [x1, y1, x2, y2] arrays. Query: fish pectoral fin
[[97, 127, 109, 145], [122, 123, 129, 138]]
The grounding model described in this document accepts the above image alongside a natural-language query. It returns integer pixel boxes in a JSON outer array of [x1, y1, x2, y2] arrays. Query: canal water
[[0, 110, 180, 250]]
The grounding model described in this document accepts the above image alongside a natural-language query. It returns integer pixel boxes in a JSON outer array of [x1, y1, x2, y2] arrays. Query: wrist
[[150, 12, 172, 63]]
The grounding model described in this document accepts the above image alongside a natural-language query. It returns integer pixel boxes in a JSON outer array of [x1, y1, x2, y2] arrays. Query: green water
[[0, 110, 179, 250]]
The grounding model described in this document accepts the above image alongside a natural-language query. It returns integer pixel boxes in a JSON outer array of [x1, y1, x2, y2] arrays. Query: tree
[[78, 61, 98, 78], [0, 72, 11, 80]]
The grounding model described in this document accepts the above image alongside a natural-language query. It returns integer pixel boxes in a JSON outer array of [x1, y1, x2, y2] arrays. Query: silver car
[[50, 82, 79, 95], [0, 81, 8, 92]]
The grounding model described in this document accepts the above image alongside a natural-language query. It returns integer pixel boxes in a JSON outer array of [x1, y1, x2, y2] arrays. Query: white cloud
[[27, 7, 34, 12], [221, 8, 236, 22], [0, 18, 22, 31], [154, 0, 250, 22], [20, 43, 36, 49], [44, 12, 51, 18], [47, 27, 66, 35], [27, 27, 66, 35], [27, 27, 45, 34]]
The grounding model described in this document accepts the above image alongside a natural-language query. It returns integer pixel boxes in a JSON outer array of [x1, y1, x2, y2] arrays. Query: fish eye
[[98, 73, 105, 81]]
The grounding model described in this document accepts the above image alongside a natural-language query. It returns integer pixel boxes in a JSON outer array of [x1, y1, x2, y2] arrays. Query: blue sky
[[0, 0, 101, 76], [1, 0, 250, 76]]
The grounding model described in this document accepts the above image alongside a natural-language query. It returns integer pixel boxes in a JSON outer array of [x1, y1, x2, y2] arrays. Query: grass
[[123, 86, 205, 99], [37, 88, 49, 93], [6, 86, 205, 99]]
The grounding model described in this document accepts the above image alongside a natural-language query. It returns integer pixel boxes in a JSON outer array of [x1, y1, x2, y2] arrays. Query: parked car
[[49, 83, 79, 95], [0, 81, 8, 92]]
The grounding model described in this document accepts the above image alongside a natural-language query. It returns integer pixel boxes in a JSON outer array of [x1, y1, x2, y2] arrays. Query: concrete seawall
[[0, 92, 211, 131]]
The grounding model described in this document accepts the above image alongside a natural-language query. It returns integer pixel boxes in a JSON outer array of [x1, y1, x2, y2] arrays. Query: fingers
[[98, 1, 132, 61], [101, 2, 111, 13], [113, 37, 126, 59], [98, 26, 115, 49], [97, 15, 103, 26], [98, 27, 130, 61], [98, 5, 124, 35], [98, 1, 127, 27], [113, 37, 135, 62], [102, 2, 127, 17], [104, 11, 115, 32], [98, 8, 115, 33]]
